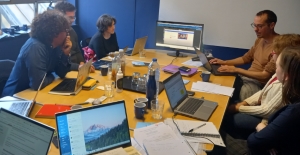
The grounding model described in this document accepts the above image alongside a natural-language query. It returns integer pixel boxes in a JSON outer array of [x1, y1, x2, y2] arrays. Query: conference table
[[14, 50, 235, 154]]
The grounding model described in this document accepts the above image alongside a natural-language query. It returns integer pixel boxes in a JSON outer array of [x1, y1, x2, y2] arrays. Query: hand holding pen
[[188, 123, 206, 133]]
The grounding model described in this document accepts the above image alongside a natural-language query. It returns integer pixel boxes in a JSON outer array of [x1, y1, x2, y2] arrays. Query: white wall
[[159, 0, 300, 49]]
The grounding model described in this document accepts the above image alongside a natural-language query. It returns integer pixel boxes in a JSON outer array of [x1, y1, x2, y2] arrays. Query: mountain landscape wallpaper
[[84, 119, 129, 151]]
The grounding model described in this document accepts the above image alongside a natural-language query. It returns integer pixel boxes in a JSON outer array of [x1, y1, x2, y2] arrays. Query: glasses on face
[[251, 23, 267, 29]]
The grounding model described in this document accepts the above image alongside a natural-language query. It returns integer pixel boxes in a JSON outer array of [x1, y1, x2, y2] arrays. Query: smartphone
[[179, 66, 191, 72]]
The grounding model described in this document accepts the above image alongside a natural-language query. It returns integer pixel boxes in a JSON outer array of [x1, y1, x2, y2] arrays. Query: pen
[[188, 123, 206, 133]]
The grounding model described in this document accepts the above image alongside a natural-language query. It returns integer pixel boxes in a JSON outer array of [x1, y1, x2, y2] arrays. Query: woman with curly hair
[[2, 10, 78, 96]]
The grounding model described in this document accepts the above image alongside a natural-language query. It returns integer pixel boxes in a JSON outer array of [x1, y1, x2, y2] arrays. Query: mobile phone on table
[[179, 66, 191, 72]]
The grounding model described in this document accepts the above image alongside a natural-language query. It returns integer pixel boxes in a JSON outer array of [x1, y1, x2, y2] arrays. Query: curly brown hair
[[30, 10, 70, 45], [273, 34, 300, 55]]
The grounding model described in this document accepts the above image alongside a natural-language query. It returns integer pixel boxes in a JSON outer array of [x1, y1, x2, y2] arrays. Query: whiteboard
[[159, 0, 300, 49]]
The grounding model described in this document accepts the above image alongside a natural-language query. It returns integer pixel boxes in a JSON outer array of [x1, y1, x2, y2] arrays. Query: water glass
[[139, 48, 145, 58], [104, 81, 115, 97], [151, 100, 164, 120], [132, 72, 140, 85], [137, 77, 146, 90], [107, 63, 112, 75]]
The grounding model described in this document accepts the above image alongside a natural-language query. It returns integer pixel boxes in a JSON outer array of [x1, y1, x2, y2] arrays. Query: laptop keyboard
[[52, 79, 76, 91], [178, 98, 204, 115], [9, 102, 30, 116]]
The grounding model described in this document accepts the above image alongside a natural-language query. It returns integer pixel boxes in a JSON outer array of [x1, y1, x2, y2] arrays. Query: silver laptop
[[125, 36, 148, 56], [55, 100, 131, 155], [0, 73, 46, 116], [163, 71, 218, 121], [0, 108, 54, 155], [194, 47, 236, 76], [49, 59, 92, 95]]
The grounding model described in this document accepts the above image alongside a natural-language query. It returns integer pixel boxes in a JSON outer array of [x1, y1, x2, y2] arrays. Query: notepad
[[35, 104, 71, 118]]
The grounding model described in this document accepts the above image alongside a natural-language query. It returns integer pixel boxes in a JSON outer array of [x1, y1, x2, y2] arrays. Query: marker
[[188, 123, 206, 133]]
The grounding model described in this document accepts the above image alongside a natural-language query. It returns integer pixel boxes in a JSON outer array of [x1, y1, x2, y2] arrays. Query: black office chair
[[0, 59, 15, 97], [80, 37, 92, 48]]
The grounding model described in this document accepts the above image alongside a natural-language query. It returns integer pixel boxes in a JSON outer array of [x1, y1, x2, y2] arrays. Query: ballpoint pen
[[188, 123, 206, 133]]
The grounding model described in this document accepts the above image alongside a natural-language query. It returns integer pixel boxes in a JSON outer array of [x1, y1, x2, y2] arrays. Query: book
[[35, 104, 71, 118], [162, 64, 198, 76]]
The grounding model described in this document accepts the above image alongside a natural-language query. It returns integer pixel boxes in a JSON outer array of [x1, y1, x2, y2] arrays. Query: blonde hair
[[273, 34, 300, 55]]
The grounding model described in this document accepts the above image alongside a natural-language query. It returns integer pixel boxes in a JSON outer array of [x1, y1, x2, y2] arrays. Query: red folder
[[35, 104, 71, 118]]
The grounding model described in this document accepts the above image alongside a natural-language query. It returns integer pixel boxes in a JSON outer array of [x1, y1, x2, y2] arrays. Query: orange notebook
[[35, 104, 71, 118]]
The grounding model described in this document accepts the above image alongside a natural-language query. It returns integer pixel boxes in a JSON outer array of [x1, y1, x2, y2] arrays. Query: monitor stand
[[167, 49, 187, 57]]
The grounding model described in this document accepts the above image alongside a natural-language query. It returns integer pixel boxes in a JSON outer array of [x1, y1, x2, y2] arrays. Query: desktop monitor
[[156, 21, 204, 57]]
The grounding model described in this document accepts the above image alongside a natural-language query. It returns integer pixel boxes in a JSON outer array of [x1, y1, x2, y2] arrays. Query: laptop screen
[[56, 101, 131, 155], [196, 49, 212, 71], [0, 108, 54, 155], [164, 72, 187, 109]]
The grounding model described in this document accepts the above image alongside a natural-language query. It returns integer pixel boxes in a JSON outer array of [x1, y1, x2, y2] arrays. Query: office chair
[[0, 59, 15, 97]]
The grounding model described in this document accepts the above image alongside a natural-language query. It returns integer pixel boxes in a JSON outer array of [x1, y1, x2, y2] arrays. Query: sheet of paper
[[182, 59, 203, 67], [130, 138, 147, 155], [191, 81, 234, 97], [94, 147, 127, 155], [143, 139, 195, 155], [135, 122, 154, 129], [133, 122, 179, 146]]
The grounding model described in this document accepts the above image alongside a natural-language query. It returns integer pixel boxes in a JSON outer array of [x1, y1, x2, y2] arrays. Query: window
[[0, 2, 56, 28]]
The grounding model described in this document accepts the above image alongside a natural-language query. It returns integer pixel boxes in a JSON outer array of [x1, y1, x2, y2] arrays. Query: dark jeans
[[221, 112, 262, 140]]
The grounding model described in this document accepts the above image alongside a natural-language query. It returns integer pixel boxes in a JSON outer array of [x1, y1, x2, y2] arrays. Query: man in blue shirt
[[2, 10, 78, 96]]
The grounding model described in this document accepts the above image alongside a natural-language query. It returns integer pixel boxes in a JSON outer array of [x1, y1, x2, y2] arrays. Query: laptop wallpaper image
[[81, 104, 130, 152]]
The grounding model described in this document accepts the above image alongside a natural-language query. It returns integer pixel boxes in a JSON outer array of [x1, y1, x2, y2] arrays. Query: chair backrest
[[80, 37, 92, 48], [0, 59, 15, 97]]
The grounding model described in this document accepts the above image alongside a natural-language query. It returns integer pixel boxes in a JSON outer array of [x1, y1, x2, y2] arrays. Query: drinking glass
[[132, 72, 140, 85], [104, 81, 115, 97], [151, 100, 164, 119]]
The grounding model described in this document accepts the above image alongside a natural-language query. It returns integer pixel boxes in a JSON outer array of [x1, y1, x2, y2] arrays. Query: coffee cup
[[134, 98, 148, 113], [200, 71, 211, 82], [100, 65, 108, 76], [134, 102, 146, 119]]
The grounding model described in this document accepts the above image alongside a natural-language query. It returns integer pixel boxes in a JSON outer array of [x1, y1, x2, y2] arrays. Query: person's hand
[[227, 104, 238, 113], [62, 36, 72, 56], [79, 62, 85, 65], [90, 65, 95, 73], [256, 123, 267, 132], [218, 65, 236, 73], [209, 58, 226, 65]]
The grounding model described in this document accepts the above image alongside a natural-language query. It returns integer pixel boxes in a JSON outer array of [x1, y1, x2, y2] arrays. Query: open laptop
[[0, 108, 54, 155], [195, 47, 236, 76], [49, 59, 93, 95], [163, 71, 218, 121], [0, 73, 46, 116], [125, 36, 148, 56], [55, 100, 131, 155]]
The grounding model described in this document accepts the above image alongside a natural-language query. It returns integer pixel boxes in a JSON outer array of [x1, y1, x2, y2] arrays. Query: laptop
[[125, 36, 148, 56], [0, 108, 54, 155], [163, 71, 218, 121], [194, 47, 236, 76], [0, 73, 46, 116], [49, 59, 93, 95], [55, 100, 131, 155]]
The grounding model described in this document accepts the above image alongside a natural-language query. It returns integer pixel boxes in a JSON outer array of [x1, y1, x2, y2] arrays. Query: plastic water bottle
[[116, 68, 123, 93], [146, 58, 160, 109]]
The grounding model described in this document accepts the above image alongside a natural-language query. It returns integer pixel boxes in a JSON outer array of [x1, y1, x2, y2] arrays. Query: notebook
[[125, 36, 148, 56], [55, 100, 131, 155], [0, 108, 54, 155], [194, 47, 236, 76], [49, 59, 93, 95], [0, 73, 46, 116], [162, 64, 198, 76], [35, 104, 71, 118], [163, 71, 218, 121]]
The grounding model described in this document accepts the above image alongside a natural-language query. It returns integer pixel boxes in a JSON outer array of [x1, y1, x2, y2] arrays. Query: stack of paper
[[182, 59, 203, 67], [133, 122, 199, 155], [164, 118, 225, 147], [191, 81, 234, 97]]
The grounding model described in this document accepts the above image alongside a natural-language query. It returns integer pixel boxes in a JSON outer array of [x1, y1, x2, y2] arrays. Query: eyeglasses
[[251, 23, 267, 29]]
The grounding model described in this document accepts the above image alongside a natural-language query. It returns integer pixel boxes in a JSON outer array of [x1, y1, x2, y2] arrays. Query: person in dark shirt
[[2, 10, 75, 96], [54, 1, 95, 73], [89, 14, 119, 60], [247, 46, 300, 155]]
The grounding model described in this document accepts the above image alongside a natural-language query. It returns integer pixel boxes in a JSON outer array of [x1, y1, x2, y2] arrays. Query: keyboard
[[178, 98, 204, 115], [52, 79, 76, 91], [9, 102, 30, 116]]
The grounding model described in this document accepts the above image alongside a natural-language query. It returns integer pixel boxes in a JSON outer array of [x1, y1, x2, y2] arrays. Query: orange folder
[[35, 104, 71, 118]]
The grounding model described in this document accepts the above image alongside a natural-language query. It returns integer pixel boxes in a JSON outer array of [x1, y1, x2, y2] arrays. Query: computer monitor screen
[[156, 21, 204, 57]]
